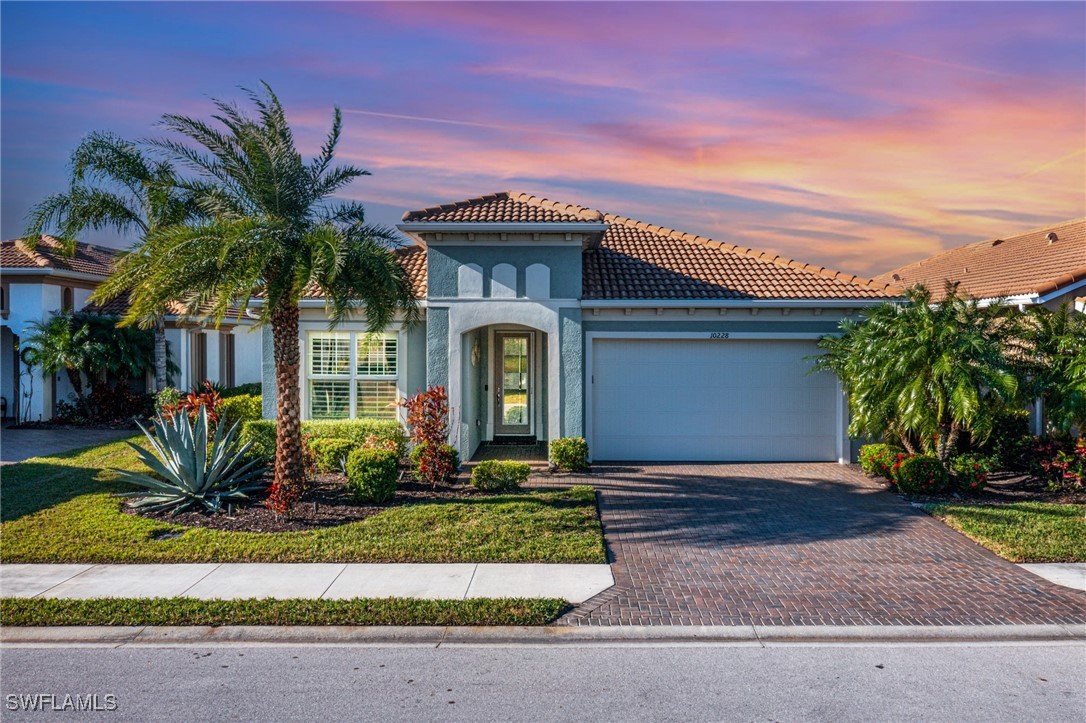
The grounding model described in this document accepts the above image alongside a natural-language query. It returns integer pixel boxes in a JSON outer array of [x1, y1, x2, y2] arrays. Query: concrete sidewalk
[[0, 563, 614, 603], [1019, 563, 1086, 592]]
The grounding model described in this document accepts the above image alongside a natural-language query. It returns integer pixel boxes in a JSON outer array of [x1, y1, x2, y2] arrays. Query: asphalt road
[[2, 643, 1083, 722]]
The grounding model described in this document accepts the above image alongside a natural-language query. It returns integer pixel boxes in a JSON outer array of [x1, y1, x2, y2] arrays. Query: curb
[[3, 624, 1084, 647]]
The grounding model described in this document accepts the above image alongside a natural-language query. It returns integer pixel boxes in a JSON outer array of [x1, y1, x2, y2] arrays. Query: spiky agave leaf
[[115, 407, 268, 515]]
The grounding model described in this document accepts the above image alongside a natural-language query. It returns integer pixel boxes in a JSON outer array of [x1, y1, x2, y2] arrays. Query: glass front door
[[495, 333, 531, 435]]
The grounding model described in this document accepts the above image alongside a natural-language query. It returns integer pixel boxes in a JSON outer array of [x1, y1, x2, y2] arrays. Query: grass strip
[[0, 597, 568, 627], [1, 439, 605, 564], [927, 501, 1086, 563]]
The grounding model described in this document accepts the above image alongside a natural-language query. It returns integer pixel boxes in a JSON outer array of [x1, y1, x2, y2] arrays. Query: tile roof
[[402, 191, 604, 224], [874, 218, 1086, 301], [0, 235, 117, 276], [300, 244, 428, 299], [403, 190, 897, 300], [82, 291, 246, 324]]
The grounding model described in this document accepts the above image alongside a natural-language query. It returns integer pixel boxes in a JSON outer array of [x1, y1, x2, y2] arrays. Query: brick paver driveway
[[554, 463, 1086, 626]]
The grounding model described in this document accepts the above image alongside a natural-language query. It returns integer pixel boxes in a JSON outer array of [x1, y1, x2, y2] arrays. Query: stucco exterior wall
[[559, 307, 583, 437], [426, 307, 450, 389], [426, 245, 582, 299]]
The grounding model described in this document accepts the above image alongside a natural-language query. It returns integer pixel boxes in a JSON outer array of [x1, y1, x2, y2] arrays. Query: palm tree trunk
[[270, 300, 304, 506], [66, 366, 84, 400], [154, 316, 167, 392]]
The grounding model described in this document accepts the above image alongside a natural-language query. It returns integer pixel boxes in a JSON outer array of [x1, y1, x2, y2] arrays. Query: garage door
[[590, 338, 838, 461]]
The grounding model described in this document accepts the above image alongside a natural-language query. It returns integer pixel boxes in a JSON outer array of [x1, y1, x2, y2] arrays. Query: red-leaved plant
[[162, 380, 224, 426], [401, 385, 456, 487]]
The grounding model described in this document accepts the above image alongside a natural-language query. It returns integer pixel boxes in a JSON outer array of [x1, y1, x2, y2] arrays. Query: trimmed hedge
[[472, 460, 531, 492], [240, 419, 407, 463], [858, 443, 897, 479], [950, 453, 993, 494], [345, 447, 400, 503], [308, 437, 355, 474], [219, 394, 263, 428], [221, 382, 262, 398], [550, 437, 589, 471]]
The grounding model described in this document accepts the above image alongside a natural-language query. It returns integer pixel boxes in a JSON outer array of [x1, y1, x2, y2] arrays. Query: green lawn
[[0, 597, 566, 627], [927, 502, 1086, 563], [0, 438, 605, 564]]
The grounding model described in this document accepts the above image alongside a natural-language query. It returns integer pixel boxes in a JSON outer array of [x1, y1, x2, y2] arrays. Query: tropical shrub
[[1030, 437, 1085, 491], [308, 437, 355, 474], [239, 419, 407, 464], [410, 442, 459, 486], [402, 385, 452, 487], [161, 380, 224, 425], [812, 285, 1019, 461], [974, 408, 1032, 471], [471, 460, 531, 492], [950, 453, 994, 494], [155, 387, 183, 416], [221, 382, 261, 398], [550, 437, 589, 471], [894, 455, 950, 495], [115, 407, 266, 515], [219, 394, 262, 427], [1019, 304, 1086, 434], [858, 444, 897, 479], [345, 446, 400, 503]]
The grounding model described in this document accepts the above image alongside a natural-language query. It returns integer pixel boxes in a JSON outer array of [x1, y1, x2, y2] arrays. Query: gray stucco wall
[[559, 307, 584, 437], [426, 307, 450, 389], [427, 246, 582, 299], [460, 328, 481, 458], [405, 321, 427, 397]]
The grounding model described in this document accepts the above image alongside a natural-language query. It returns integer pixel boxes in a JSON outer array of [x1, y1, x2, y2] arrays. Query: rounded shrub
[[950, 453, 993, 494], [345, 446, 400, 503], [858, 444, 897, 479], [894, 455, 950, 495], [308, 437, 355, 474], [471, 460, 531, 492], [549, 437, 589, 472], [410, 442, 460, 487]]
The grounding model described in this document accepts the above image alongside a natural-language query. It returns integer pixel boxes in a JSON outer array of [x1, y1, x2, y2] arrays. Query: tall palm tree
[[24, 131, 197, 391], [813, 284, 1019, 460], [97, 83, 418, 507]]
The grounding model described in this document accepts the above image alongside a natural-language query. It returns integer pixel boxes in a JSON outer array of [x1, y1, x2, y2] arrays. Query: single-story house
[[1, 235, 262, 423], [261, 191, 902, 463], [874, 218, 1086, 310]]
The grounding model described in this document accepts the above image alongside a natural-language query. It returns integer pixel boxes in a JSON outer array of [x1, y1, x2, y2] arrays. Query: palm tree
[[813, 284, 1019, 460], [24, 131, 197, 391], [23, 312, 103, 401], [97, 84, 418, 507], [1021, 303, 1086, 433]]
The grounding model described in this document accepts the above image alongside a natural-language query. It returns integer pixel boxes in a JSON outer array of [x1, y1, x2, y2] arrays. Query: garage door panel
[[591, 338, 836, 461]]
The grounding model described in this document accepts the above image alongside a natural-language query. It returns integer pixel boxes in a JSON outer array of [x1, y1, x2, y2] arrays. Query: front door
[[494, 332, 531, 436]]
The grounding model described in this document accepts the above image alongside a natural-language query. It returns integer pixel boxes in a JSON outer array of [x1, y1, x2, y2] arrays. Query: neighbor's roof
[[874, 218, 1086, 301], [401, 191, 899, 301], [0, 235, 118, 277], [82, 290, 246, 324]]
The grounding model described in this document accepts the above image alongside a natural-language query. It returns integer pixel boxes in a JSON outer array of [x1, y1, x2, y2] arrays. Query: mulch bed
[[864, 467, 1086, 506], [125, 472, 490, 533]]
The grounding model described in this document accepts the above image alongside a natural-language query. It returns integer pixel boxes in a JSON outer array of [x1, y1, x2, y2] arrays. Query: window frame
[[305, 330, 401, 421]]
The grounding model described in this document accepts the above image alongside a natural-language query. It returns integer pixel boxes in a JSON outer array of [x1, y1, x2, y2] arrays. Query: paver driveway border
[[536, 462, 1086, 626]]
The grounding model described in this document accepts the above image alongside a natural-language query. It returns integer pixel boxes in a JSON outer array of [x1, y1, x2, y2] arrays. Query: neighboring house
[[262, 191, 900, 463], [0, 235, 262, 423], [874, 218, 1086, 309]]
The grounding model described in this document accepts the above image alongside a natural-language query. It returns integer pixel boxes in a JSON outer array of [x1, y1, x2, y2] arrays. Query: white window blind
[[308, 332, 399, 420]]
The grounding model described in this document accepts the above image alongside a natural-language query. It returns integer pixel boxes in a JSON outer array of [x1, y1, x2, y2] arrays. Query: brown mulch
[[124, 472, 488, 533]]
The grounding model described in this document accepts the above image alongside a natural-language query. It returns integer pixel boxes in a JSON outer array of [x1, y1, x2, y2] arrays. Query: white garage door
[[591, 338, 838, 461]]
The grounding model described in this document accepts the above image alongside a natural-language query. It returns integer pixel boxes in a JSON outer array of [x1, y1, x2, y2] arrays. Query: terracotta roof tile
[[300, 244, 428, 299], [0, 235, 117, 276], [402, 191, 604, 223], [874, 218, 1086, 301], [83, 291, 246, 323]]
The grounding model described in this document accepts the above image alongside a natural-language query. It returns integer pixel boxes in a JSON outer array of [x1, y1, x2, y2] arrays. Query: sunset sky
[[2, 1, 1083, 277]]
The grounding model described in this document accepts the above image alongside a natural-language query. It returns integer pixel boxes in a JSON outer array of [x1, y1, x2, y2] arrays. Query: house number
[[709, 332, 731, 339]]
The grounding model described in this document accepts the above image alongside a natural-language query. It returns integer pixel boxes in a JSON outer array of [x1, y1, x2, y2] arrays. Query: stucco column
[[559, 307, 583, 438]]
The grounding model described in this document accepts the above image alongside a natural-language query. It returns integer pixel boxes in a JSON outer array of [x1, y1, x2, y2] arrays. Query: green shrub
[[345, 446, 400, 503], [221, 382, 262, 398], [239, 419, 407, 464], [950, 453, 993, 494], [977, 408, 1033, 470], [219, 394, 262, 428], [895, 455, 950, 495], [471, 460, 531, 492], [410, 442, 460, 487], [550, 437, 589, 471], [308, 437, 355, 473], [154, 387, 183, 416], [858, 444, 897, 479]]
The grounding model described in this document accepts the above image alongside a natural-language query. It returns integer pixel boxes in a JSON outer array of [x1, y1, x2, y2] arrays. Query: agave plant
[[116, 406, 267, 515]]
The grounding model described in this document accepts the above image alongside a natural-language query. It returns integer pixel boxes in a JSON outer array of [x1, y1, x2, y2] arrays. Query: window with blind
[[308, 332, 399, 420]]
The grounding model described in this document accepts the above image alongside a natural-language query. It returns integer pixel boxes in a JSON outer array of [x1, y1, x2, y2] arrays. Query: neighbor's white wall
[[6, 283, 59, 420], [232, 325, 263, 385]]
